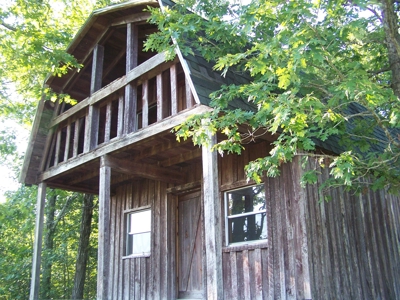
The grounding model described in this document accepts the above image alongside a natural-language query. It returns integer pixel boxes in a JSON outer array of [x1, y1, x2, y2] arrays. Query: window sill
[[122, 253, 150, 259], [222, 240, 268, 252]]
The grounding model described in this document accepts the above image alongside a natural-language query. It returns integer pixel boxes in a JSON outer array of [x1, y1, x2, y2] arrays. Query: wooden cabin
[[21, 0, 400, 299]]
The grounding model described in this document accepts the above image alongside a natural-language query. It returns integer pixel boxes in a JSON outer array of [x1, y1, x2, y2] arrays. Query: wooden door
[[177, 191, 204, 299]]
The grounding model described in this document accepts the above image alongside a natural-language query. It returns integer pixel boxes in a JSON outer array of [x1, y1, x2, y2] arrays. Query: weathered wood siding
[[105, 140, 400, 299], [302, 157, 400, 300], [220, 142, 400, 299], [108, 179, 176, 299]]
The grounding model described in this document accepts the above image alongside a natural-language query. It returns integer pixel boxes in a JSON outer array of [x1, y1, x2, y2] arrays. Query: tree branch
[[0, 21, 17, 32]]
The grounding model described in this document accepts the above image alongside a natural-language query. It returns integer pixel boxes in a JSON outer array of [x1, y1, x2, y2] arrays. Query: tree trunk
[[71, 194, 94, 300], [381, 0, 400, 97], [41, 192, 56, 300]]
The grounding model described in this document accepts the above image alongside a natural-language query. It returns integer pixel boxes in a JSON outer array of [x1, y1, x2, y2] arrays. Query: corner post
[[97, 156, 111, 299], [201, 122, 223, 299], [29, 182, 47, 300]]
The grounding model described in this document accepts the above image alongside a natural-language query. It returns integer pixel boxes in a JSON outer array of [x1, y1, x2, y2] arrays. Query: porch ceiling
[[43, 127, 201, 194]]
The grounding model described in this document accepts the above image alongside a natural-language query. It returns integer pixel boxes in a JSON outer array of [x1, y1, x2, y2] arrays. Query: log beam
[[201, 124, 223, 299], [97, 159, 111, 300], [29, 182, 47, 300]]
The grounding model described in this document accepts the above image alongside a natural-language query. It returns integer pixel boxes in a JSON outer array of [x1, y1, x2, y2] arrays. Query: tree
[[146, 0, 400, 196]]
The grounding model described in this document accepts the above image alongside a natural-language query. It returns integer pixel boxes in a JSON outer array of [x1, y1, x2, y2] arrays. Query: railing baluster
[[54, 129, 62, 166], [117, 93, 124, 137], [64, 121, 71, 161], [170, 64, 178, 115], [73, 119, 80, 157], [157, 73, 163, 121], [84, 105, 99, 152], [142, 80, 149, 128], [105, 101, 112, 143]]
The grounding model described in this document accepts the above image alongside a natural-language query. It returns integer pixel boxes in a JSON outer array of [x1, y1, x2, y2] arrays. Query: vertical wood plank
[[85, 44, 104, 152], [124, 84, 137, 134], [126, 23, 138, 72], [157, 74, 163, 121], [90, 44, 104, 94], [73, 118, 80, 157], [142, 80, 149, 128], [29, 182, 47, 300], [160, 182, 169, 298], [170, 64, 178, 115], [202, 123, 223, 300], [167, 192, 176, 300], [97, 157, 111, 300], [292, 158, 311, 300], [117, 93, 124, 137], [54, 129, 62, 166], [242, 250, 251, 300], [152, 181, 161, 299], [84, 105, 100, 152], [63, 122, 71, 161], [108, 185, 117, 299], [104, 102, 112, 143], [252, 249, 263, 300], [265, 178, 275, 300]]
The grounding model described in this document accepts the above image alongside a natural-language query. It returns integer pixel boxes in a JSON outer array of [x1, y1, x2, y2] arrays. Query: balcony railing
[[44, 53, 195, 170]]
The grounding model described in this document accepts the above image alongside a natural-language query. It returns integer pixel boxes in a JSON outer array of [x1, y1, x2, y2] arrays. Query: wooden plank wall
[[107, 179, 175, 300], [302, 157, 400, 300], [220, 142, 269, 300], [104, 140, 400, 299]]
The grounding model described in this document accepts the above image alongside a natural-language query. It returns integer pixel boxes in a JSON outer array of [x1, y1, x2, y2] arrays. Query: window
[[125, 208, 151, 257], [224, 184, 267, 245]]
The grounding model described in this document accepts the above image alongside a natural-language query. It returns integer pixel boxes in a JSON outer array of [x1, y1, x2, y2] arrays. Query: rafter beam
[[103, 155, 185, 184], [111, 12, 151, 26], [160, 148, 202, 167]]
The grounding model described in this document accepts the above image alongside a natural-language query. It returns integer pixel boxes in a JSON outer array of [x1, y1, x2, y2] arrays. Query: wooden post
[[156, 73, 163, 121], [97, 157, 111, 299], [201, 122, 223, 300], [142, 80, 149, 128], [90, 44, 105, 94], [170, 64, 178, 115], [124, 23, 138, 134], [84, 44, 104, 152], [29, 182, 47, 300]]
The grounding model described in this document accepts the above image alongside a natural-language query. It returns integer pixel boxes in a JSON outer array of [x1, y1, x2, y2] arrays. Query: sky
[[0, 119, 29, 203]]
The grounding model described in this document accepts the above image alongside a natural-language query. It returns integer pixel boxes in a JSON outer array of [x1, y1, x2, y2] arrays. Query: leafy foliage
[[146, 0, 400, 195]]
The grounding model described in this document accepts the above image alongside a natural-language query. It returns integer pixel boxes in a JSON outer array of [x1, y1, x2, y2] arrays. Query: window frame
[[224, 183, 267, 247], [123, 206, 152, 259]]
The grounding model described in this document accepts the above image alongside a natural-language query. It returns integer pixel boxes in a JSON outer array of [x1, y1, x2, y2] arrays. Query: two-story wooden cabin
[[21, 0, 400, 299]]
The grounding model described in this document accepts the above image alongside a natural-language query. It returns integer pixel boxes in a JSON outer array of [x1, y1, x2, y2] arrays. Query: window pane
[[228, 212, 267, 243], [131, 232, 151, 255], [227, 185, 265, 216], [129, 209, 151, 234]]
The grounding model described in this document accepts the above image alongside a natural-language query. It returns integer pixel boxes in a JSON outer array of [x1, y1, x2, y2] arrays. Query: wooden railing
[[45, 53, 194, 170]]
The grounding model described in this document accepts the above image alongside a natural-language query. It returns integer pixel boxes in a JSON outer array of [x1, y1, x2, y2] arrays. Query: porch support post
[[29, 182, 47, 300], [97, 157, 111, 299], [202, 125, 223, 300]]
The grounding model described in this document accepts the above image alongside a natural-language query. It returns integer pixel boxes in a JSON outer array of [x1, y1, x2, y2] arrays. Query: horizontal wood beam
[[39, 105, 212, 182], [111, 12, 151, 26], [103, 155, 185, 184], [50, 52, 172, 128], [160, 147, 202, 167]]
